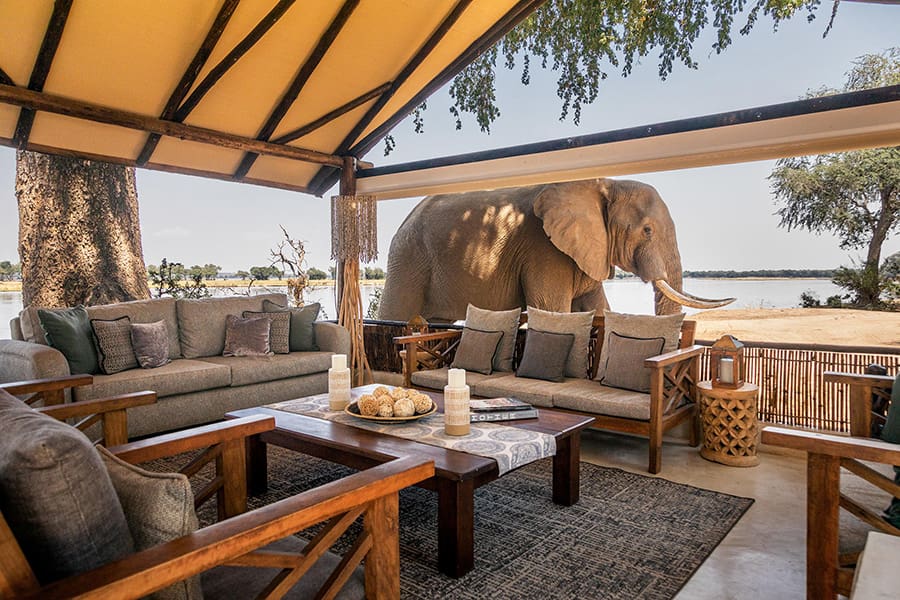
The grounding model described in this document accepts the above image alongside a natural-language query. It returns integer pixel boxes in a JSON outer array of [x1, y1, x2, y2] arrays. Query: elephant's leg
[[572, 285, 610, 314], [522, 275, 575, 312], [378, 259, 431, 321]]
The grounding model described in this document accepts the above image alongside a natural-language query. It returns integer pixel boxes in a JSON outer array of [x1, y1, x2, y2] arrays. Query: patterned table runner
[[267, 394, 556, 475]]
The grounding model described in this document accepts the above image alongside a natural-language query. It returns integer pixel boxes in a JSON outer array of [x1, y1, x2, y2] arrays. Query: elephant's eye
[[643, 225, 653, 237]]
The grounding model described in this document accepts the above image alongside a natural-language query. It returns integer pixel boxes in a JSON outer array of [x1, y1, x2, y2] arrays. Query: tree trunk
[[15, 151, 150, 307], [866, 184, 896, 272]]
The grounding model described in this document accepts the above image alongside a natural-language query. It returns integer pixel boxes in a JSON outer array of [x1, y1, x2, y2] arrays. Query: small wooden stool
[[697, 381, 760, 467]]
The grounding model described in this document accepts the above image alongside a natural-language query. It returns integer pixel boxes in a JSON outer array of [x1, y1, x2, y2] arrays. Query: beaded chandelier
[[330, 194, 377, 263]]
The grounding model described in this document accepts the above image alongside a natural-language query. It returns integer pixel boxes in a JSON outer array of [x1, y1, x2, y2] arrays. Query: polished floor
[[578, 430, 891, 600]]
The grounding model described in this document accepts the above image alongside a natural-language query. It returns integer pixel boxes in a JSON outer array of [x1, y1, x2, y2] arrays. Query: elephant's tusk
[[653, 280, 736, 310]]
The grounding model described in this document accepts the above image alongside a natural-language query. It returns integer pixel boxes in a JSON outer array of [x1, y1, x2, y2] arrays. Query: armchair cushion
[[599, 332, 665, 393], [0, 389, 135, 583], [595, 311, 684, 382], [527, 307, 594, 378], [91, 316, 139, 374], [38, 305, 100, 375], [463, 304, 521, 372], [515, 329, 574, 383], [263, 299, 321, 352], [883, 372, 900, 444], [450, 327, 504, 375], [97, 446, 202, 600]]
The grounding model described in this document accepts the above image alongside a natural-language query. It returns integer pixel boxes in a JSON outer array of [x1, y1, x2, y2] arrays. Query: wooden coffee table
[[227, 385, 595, 578]]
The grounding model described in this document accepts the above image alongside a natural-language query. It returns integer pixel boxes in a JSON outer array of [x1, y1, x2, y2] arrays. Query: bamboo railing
[[361, 321, 898, 433], [696, 340, 900, 433]]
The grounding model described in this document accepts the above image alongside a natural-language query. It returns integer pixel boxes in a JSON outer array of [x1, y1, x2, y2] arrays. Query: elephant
[[378, 178, 732, 322]]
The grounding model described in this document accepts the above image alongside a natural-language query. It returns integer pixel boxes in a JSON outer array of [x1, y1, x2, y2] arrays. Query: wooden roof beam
[[174, 0, 295, 122], [233, 0, 360, 180], [13, 0, 73, 149], [309, 0, 547, 196], [136, 0, 241, 166], [0, 66, 13, 86], [0, 84, 345, 167], [271, 82, 391, 145]]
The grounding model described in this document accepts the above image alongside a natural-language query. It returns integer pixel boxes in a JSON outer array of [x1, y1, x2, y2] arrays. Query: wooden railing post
[[364, 493, 400, 599], [807, 452, 841, 600], [848, 384, 873, 437]]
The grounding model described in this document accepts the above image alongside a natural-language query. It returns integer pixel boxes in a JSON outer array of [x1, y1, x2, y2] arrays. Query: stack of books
[[469, 397, 538, 422]]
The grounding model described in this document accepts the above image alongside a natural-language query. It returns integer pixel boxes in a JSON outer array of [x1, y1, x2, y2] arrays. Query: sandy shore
[[693, 308, 900, 348]]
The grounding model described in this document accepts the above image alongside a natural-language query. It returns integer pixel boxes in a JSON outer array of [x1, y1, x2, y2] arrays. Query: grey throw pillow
[[515, 329, 575, 383], [91, 316, 138, 374], [98, 446, 202, 600], [463, 304, 522, 372], [527, 306, 595, 378], [263, 299, 321, 351], [0, 389, 135, 584], [595, 311, 685, 382], [223, 314, 272, 357], [451, 327, 504, 375], [38, 305, 99, 374], [131, 320, 172, 369], [243, 310, 290, 354], [599, 332, 666, 393]]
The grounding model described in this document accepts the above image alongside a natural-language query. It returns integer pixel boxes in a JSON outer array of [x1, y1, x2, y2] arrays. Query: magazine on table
[[470, 408, 538, 422], [469, 397, 533, 412]]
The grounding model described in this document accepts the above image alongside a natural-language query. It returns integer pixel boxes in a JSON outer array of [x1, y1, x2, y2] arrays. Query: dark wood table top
[[227, 384, 595, 483]]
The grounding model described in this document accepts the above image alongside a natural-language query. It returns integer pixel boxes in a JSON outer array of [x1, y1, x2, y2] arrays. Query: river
[[0, 278, 843, 339]]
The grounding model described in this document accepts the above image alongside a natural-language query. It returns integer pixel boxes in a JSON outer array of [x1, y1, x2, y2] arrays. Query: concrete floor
[[577, 430, 893, 600]]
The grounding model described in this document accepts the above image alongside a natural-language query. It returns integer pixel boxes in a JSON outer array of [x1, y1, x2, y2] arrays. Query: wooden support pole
[[0, 84, 344, 167]]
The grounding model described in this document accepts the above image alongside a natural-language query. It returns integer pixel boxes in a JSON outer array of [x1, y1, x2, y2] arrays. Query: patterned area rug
[[154, 447, 753, 600]]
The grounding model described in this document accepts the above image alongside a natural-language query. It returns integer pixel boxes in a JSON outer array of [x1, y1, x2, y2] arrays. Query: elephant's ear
[[533, 180, 610, 281]]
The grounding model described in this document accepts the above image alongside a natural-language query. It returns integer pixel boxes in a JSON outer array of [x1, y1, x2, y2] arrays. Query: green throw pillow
[[263, 299, 320, 351], [38, 306, 99, 375]]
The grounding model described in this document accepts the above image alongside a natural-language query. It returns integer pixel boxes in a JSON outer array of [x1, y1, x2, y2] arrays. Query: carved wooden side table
[[697, 381, 760, 467]]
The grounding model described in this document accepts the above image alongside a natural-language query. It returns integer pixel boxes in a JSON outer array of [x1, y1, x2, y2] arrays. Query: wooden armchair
[[761, 371, 899, 599], [0, 377, 435, 599]]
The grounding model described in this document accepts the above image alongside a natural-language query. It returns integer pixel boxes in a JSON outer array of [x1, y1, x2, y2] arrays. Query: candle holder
[[328, 354, 351, 410], [444, 368, 470, 436], [710, 335, 745, 389]]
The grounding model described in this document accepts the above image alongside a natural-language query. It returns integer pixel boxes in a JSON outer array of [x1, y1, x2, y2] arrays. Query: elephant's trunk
[[653, 258, 684, 315]]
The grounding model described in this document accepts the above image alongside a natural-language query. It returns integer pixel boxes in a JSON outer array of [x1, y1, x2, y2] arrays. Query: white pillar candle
[[447, 368, 466, 389], [328, 354, 350, 410], [332, 354, 347, 371], [719, 357, 734, 384]]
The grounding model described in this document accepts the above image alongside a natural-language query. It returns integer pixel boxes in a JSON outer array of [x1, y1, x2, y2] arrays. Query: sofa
[[395, 307, 704, 473], [0, 293, 349, 438]]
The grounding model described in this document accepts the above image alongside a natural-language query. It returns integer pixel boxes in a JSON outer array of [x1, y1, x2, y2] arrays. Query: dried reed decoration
[[332, 194, 377, 385]]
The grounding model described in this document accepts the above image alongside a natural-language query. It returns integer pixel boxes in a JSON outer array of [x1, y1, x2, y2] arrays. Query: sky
[[0, 2, 898, 274]]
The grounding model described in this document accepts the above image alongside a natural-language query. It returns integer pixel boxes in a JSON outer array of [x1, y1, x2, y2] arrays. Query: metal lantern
[[710, 335, 745, 389]]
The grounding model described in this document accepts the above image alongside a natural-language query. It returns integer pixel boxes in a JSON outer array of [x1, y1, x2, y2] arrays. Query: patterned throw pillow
[[599, 332, 666, 393], [91, 316, 138, 375], [262, 299, 321, 352], [242, 310, 290, 354], [223, 314, 272, 357], [131, 320, 171, 369], [515, 329, 575, 383]]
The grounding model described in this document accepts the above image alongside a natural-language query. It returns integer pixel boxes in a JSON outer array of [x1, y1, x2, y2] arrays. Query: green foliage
[[148, 258, 210, 299], [308, 267, 328, 280], [0, 260, 21, 281], [366, 287, 383, 319], [438, 0, 832, 136], [235, 270, 251, 280], [799, 290, 821, 308], [249, 266, 282, 280], [363, 266, 385, 280], [825, 295, 843, 308]]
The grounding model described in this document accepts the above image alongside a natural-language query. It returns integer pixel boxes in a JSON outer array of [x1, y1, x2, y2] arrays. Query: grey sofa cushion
[[98, 446, 202, 600], [88, 297, 182, 360], [223, 314, 272, 357], [18, 306, 48, 345], [472, 373, 574, 408], [410, 367, 505, 391], [200, 352, 334, 387], [0, 389, 135, 583], [72, 359, 232, 402], [132, 320, 172, 369], [552, 378, 652, 420], [463, 304, 521, 372], [515, 329, 574, 383], [527, 307, 595, 378], [596, 311, 684, 382], [599, 333, 666, 393], [243, 310, 291, 354], [177, 293, 286, 358], [38, 306, 100, 375], [92, 316, 138, 375], [450, 327, 504, 375], [263, 299, 321, 351]]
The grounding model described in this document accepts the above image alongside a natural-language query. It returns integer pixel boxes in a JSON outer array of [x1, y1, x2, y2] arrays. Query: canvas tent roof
[[0, 0, 538, 196]]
